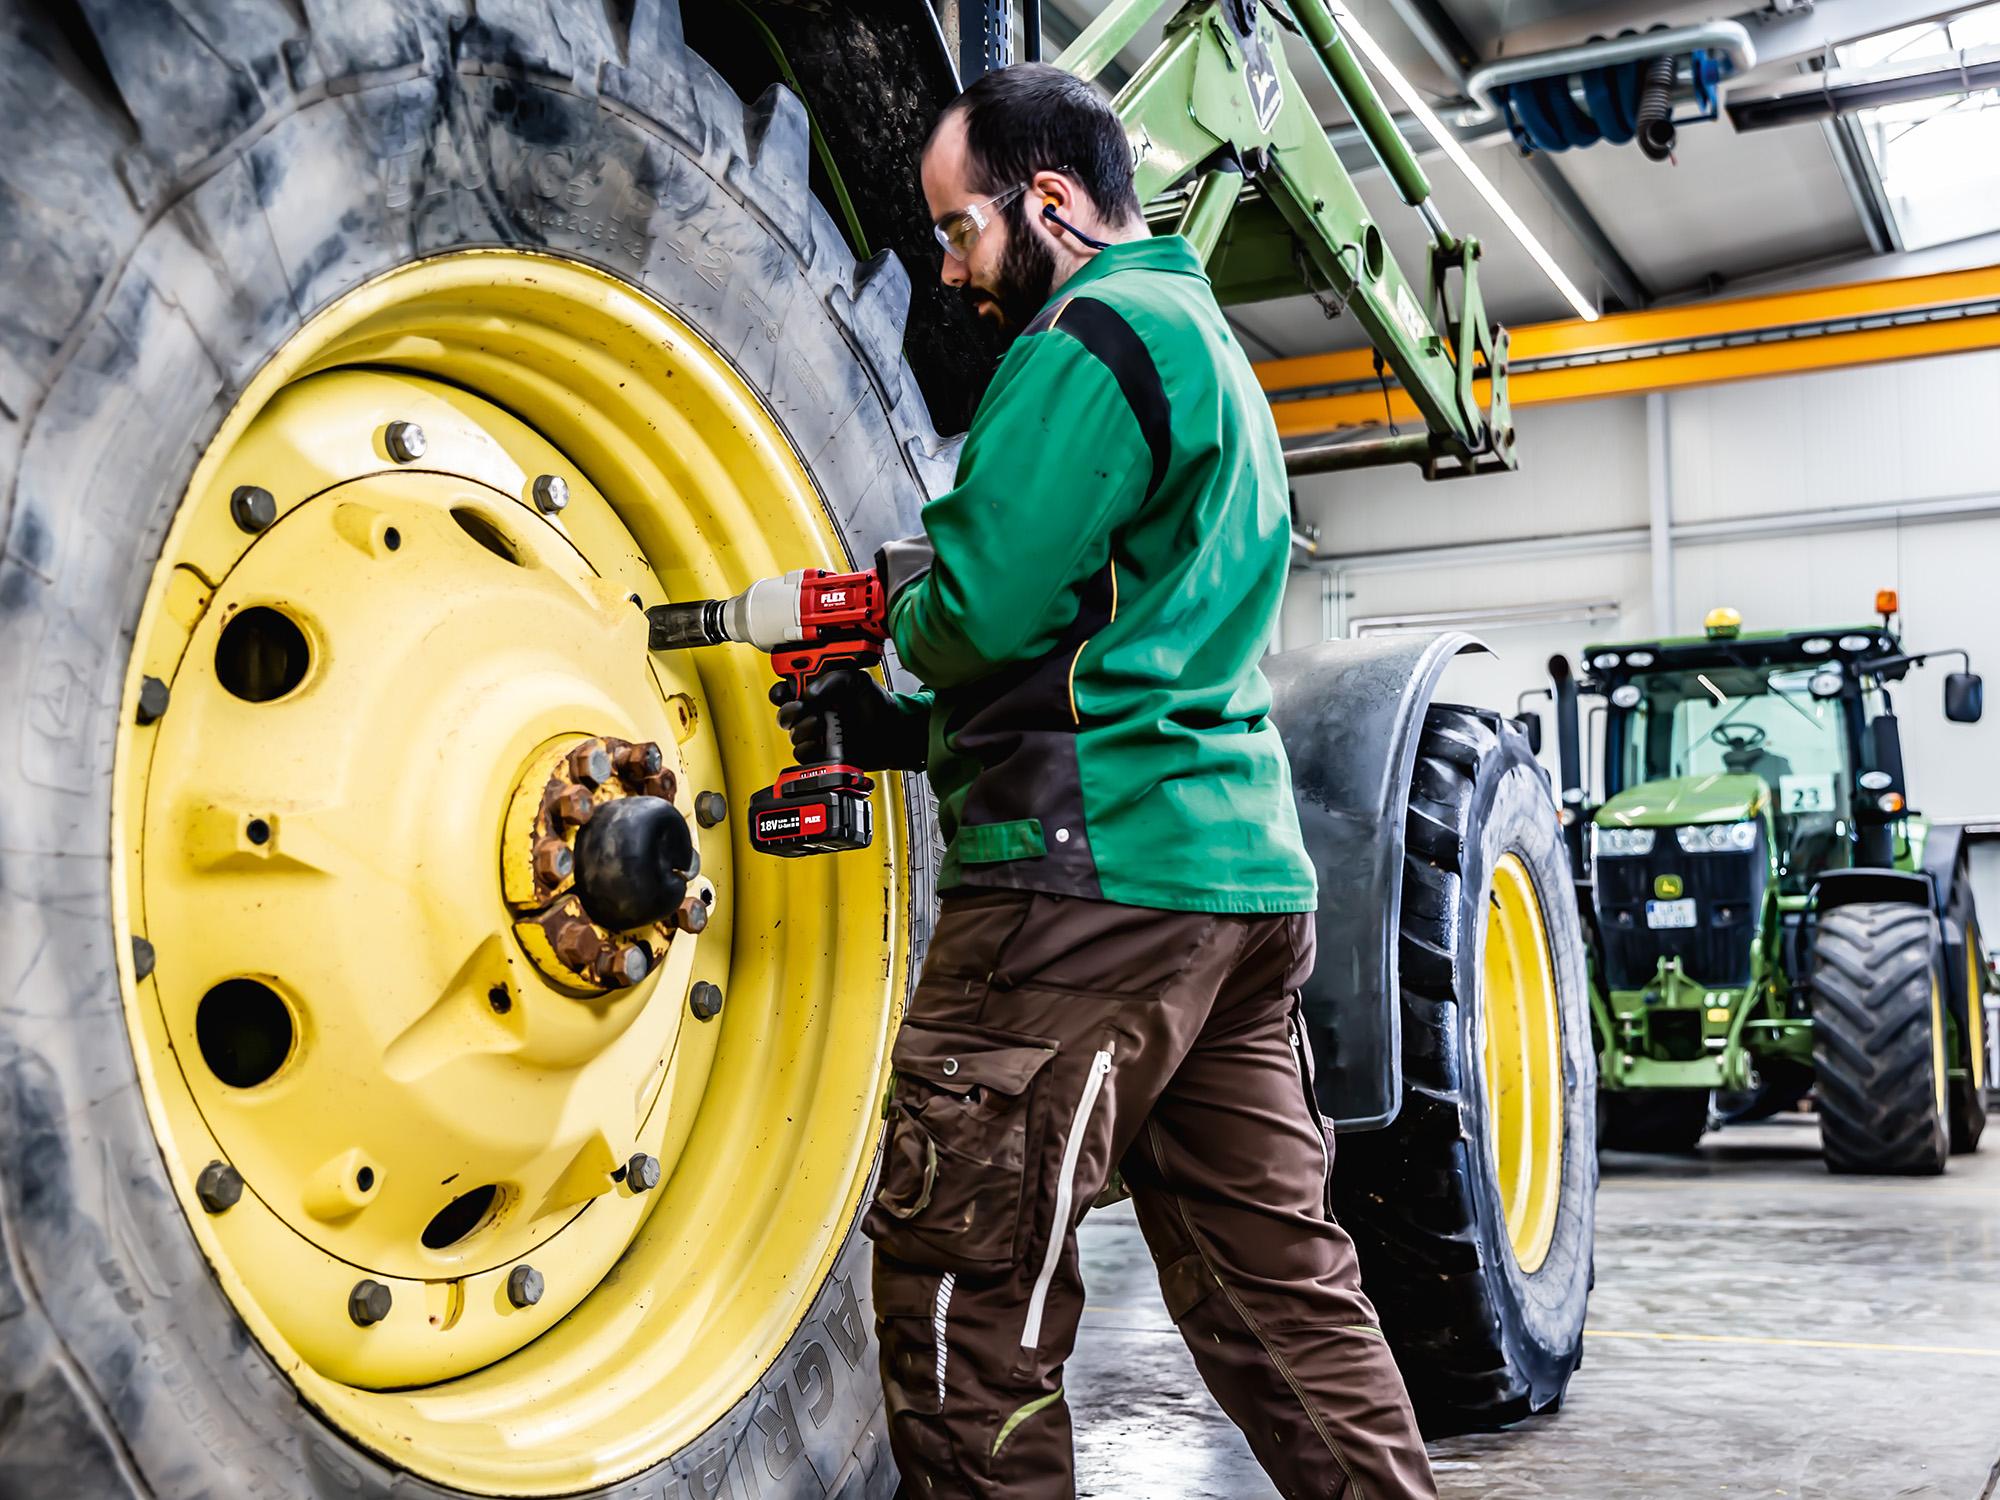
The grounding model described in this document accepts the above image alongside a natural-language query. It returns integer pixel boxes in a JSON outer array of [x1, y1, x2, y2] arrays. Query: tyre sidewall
[[0, 27, 938, 1499], [1457, 728, 1597, 1404]]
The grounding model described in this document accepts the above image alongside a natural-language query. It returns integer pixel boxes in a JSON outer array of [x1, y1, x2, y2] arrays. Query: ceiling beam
[[1259, 264, 2000, 435]]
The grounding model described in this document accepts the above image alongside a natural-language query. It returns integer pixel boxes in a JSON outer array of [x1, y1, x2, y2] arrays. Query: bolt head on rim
[[197, 1160, 244, 1214], [532, 473, 569, 514], [506, 1264, 546, 1308], [349, 1279, 393, 1327], [384, 420, 427, 463]]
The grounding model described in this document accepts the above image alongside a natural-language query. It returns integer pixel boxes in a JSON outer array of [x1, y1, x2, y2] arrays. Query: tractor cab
[[1538, 596, 1991, 1171]]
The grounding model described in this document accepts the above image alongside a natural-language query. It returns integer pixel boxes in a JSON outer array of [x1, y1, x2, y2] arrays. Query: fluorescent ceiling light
[[1839, 3, 2000, 250], [1327, 1, 1601, 322]]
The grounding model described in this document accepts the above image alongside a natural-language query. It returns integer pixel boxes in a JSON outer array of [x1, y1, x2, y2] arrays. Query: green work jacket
[[883, 235, 1316, 915]]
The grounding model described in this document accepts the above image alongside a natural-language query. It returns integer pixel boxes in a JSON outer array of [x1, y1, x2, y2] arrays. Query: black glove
[[771, 670, 928, 772]]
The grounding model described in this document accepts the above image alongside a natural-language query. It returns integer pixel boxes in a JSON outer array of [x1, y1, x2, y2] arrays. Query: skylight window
[[1837, 3, 2000, 250]]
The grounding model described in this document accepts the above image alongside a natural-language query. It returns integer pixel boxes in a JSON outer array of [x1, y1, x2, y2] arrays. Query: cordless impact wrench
[[647, 568, 888, 857]]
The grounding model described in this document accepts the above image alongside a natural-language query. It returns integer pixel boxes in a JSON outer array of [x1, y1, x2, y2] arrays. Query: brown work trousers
[[864, 889, 1435, 1499]]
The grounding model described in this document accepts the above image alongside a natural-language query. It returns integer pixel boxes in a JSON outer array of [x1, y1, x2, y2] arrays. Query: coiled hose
[[1636, 53, 1677, 160]]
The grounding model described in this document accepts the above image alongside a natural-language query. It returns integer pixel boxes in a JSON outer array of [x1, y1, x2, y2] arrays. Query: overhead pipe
[[1728, 43, 2000, 132], [1463, 20, 1757, 120]]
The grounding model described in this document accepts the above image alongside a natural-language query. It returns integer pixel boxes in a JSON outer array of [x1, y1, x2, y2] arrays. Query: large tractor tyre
[[0, 5, 948, 1497], [1334, 707, 1597, 1433], [1599, 1088, 1711, 1154], [1949, 917, 1987, 1155], [1811, 904, 1950, 1176]]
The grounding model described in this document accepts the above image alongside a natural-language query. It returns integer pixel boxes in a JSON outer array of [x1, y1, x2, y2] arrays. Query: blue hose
[[1497, 31, 1730, 157]]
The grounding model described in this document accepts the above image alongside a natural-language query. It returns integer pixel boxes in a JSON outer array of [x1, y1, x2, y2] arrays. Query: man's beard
[[963, 214, 1057, 355]]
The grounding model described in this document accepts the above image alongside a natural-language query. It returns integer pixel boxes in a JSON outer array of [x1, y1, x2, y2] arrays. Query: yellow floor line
[[1585, 1328, 2000, 1358]]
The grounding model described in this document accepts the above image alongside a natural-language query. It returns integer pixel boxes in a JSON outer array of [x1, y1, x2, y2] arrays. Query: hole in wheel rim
[[215, 607, 311, 702], [422, 1184, 502, 1249], [196, 979, 295, 1088], [451, 507, 522, 565]]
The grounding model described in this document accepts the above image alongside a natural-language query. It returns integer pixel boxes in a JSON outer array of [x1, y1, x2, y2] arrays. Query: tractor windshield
[[1614, 663, 1854, 894]]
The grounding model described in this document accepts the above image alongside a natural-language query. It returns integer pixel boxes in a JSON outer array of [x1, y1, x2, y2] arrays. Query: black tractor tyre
[[1600, 1088, 1711, 1153], [0, 4, 947, 1496], [1334, 707, 1597, 1434], [1811, 903, 1950, 1176], [1949, 917, 1987, 1155]]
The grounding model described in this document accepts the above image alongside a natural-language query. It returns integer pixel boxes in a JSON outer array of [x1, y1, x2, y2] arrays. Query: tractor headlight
[[1595, 826, 1656, 857], [1675, 821, 1759, 853]]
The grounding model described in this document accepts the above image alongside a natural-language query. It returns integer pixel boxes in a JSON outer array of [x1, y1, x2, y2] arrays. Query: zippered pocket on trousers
[[1019, 1048, 1114, 1350]]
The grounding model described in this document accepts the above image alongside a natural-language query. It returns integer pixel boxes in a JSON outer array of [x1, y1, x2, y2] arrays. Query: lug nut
[[531, 474, 569, 514], [626, 1152, 661, 1192], [640, 769, 679, 804], [348, 1278, 393, 1327], [694, 790, 727, 828], [568, 743, 613, 789], [384, 421, 426, 463], [552, 917, 604, 972], [674, 897, 709, 936], [196, 1160, 243, 1214], [131, 935, 156, 981], [230, 484, 277, 533], [595, 942, 652, 989], [533, 838, 574, 886], [689, 981, 724, 1021], [506, 1264, 545, 1308], [554, 784, 595, 828], [614, 741, 665, 783], [136, 676, 170, 725]]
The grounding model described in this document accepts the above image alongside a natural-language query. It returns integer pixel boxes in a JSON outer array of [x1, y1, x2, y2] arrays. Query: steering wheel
[[1709, 723, 1767, 755]]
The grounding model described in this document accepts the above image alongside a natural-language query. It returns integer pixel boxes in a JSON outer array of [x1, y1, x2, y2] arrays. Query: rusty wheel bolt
[[384, 420, 426, 463], [694, 790, 727, 828], [554, 785, 595, 828], [567, 743, 613, 788], [230, 484, 277, 533], [639, 768, 679, 804], [531, 474, 569, 515], [196, 1160, 243, 1214], [552, 917, 603, 972], [136, 676, 170, 725], [674, 897, 709, 936], [348, 1279, 393, 1327], [614, 741, 664, 782], [507, 1264, 545, 1308], [689, 981, 724, 1021], [626, 1152, 661, 1192], [533, 838, 574, 886], [595, 943, 651, 989]]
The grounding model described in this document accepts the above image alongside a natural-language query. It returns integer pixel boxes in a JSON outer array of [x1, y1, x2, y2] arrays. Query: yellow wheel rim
[[113, 252, 908, 1493], [1969, 929, 1987, 1092], [1479, 852, 1565, 1273], [1932, 970, 1949, 1116]]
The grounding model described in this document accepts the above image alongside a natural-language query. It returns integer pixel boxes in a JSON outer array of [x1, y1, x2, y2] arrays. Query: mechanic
[[778, 62, 1438, 1499]]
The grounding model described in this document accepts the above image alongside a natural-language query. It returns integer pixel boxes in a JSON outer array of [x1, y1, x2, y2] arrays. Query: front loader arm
[[1060, 0, 1515, 477]]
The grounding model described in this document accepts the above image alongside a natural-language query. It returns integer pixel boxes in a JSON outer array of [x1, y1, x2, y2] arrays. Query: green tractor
[[1541, 599, 1989, 1173]]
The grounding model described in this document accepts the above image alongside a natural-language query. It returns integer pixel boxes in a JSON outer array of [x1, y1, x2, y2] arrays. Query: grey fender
[[1265, 631, 1489, 1130]]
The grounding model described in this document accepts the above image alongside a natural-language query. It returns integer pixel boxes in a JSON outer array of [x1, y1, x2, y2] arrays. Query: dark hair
[[935, 63, 1142, 226]]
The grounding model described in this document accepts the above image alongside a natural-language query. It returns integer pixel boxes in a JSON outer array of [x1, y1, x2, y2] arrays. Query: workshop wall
[[1281, 347, 2000, 821]]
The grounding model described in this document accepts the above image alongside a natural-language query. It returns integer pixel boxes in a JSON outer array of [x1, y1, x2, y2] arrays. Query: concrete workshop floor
[[1069, 1114, 2000, 1499]]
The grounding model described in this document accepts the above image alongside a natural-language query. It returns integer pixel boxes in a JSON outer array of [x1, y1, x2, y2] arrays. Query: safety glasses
[[932, 182, 1031, 261]]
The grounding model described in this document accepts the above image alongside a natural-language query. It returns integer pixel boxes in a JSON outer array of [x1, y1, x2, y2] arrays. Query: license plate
[[1646, 898, 1696, 930]]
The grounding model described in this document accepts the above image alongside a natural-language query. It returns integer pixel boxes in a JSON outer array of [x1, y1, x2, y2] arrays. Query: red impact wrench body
[[647, 568, 888, 856]]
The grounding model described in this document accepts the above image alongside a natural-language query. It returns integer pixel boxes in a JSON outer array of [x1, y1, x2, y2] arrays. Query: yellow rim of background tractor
[[1480, 852, 1565, 1274], [112, 251, 908, 1494], [1969, 928, 1987, 1092], [1931, 970, 1949, 1116]]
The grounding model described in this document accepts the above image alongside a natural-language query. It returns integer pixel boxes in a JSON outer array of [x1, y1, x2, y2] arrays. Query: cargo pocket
[[865, 1018, 1058, 1274], [1289, 999, 1338, 1219]]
